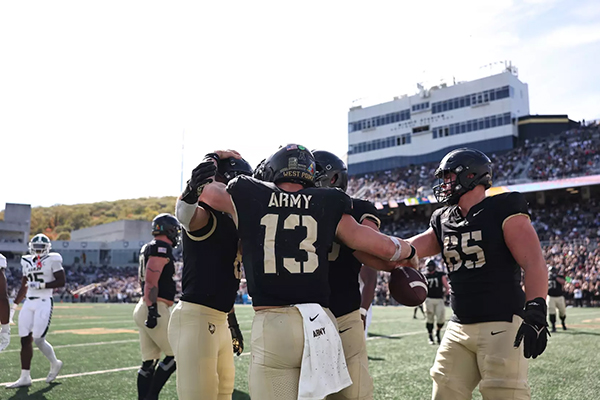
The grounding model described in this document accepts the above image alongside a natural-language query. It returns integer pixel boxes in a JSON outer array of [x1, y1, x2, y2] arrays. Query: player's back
[[138, 239, 176, 301], [548, 273, 565, 297], [430, 192, 527, 323], [227, 175, 351, 307], [180, 202, 241, 312]]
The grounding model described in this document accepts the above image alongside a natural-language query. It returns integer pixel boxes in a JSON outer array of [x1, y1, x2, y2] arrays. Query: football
[[389, 267, 428, 306]]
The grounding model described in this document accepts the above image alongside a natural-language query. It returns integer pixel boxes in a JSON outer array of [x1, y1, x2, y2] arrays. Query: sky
[[1, 0, 599, 209]]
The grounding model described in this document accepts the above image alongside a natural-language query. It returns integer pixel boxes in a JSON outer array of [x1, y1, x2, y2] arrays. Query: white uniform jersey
[[21, 252, 63, 298], [0, 253, 6, 269]]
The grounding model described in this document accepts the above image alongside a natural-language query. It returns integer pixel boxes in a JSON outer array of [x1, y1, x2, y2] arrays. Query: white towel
[[295, 303, 352, 400]]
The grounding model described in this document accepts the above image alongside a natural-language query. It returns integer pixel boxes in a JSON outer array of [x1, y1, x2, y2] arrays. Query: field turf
[[1, 304, 599, 399]]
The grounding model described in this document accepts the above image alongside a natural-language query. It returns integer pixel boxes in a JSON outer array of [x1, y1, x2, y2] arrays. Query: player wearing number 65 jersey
[[405, 148, 549, 400], [7, 234, 65, 388], [196, 145, 417, 400]]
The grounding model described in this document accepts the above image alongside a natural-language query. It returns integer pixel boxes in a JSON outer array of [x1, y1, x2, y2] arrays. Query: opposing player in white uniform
[[0, 253, 10, 351], [7, 234, 66, 388]]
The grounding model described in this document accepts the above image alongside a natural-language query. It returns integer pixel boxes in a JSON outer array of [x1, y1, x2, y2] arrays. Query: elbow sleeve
[[176, 198, 197, 232]]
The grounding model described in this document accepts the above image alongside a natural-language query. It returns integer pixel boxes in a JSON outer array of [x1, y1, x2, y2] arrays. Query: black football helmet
[[253, 159, 266, 180], [313, 150, 348, 192], [152, 213, 181, 247], [256, 144, 317, 187], [426, 259, 437, 272], [548, 265, 558, 275], [216, 157, 253, 183], [432, 148, 492, 205]]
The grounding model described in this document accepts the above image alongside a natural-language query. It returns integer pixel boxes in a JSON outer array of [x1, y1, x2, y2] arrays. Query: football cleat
[[428, 335, 435, 345], [6, 377, 32, 389], [46, 360, 63, 383]]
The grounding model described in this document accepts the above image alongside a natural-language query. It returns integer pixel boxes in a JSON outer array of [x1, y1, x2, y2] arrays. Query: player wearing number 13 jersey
[[196, 145, 417, 400], [7, 234, 65, 389], [407, 148, 549, 400]]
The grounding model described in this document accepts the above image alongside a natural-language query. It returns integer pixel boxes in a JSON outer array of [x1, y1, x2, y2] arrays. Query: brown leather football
[[389, 267, 428, 306]]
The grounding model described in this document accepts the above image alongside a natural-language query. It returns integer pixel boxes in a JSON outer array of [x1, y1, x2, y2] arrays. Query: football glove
[[181, 154, 219, 204], [0, 324, 9, 352], [228, 312, 244, 356], [514, 297, 550, 359], [145, 303, 161, 329]]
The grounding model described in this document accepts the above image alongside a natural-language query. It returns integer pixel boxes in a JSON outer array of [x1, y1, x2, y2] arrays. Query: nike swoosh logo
[[309, 314, 319, 322], [339, 327, 352, 334], [491, 330, 506, 336], [473, 209, 484, 217]]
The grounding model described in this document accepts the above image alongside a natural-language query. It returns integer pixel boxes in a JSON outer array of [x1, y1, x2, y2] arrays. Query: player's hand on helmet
[[181, 154, 218, 204], [145, 303, 161, 329], [514, 297, 550, 359], [228, 312, 244, 356], [0, 324, 10, 352]]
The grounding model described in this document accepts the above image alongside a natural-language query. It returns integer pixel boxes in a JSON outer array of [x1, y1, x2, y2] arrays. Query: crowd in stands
[[347, 123, 600, 204]]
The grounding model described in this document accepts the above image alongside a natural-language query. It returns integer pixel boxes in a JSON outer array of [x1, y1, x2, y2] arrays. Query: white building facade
[[347, 69, 529, 174]]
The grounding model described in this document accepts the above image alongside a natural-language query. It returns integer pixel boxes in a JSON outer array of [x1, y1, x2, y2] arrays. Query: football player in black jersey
[[547, 266, 567, 332], [192, 145, 417, 400], [404, 148, 549, 400], [133, 213, 180, 400], [170, 154, 252, 400], [313, 150, 379, 400], [424, 259, 450, 345]]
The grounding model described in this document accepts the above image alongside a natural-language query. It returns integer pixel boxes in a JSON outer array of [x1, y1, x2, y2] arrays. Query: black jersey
[[179, 202, 241, 313], [227, 175, 352, 307], [426, 271, 446, 299], [430, 192, 529, 324], [548, 274, 565, 297], [328, 198, 381, 318], [139, 239, 176, 302]]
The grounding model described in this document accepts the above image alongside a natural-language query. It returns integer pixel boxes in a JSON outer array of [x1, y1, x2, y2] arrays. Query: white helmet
[[29, 233, 52, 256]]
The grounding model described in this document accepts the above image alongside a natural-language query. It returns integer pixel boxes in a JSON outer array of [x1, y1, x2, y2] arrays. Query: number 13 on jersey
[[261, 213, 318, 274]]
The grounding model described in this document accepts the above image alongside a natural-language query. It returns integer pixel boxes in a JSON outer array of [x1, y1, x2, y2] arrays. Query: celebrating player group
[[1, 144, 551, 400]]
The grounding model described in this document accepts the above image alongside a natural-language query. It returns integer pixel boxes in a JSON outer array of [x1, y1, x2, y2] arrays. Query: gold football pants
[[327, 309, 373, 400], [430, 315, 530, 400], [168, 301, 235, 400], [133, 299, 173, 360]]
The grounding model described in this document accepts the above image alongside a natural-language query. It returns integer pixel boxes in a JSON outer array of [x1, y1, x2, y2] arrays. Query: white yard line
[[1, 366, 140, 386]]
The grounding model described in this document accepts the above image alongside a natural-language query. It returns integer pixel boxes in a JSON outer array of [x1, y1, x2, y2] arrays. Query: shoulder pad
[[48, 252, 63, 263]]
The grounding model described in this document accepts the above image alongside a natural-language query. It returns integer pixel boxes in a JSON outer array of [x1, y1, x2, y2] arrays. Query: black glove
[[181, 153, 219, 204], [145, 303, 161, 329], [514, 297, 550, 359], [228, 312, 244, 356]]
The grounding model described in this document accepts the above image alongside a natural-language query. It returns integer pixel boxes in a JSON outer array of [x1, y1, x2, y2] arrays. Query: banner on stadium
[[400, 174, 600, 207]]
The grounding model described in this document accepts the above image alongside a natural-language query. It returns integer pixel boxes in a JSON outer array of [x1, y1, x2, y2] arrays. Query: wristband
[[359, 307, 368, 317], [404, 245, 416, 261], [389, 237, 403, 262]]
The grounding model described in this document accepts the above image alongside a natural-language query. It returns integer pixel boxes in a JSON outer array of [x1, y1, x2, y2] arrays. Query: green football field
[[1, 304, 599, 400]]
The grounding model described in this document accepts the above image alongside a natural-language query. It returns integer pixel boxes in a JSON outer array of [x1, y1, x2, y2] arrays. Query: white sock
[[20, 369, 31, 380], [34, 338, 58, 364]]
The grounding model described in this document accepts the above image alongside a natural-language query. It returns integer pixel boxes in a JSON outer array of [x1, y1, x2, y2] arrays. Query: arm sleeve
[[148, 243, 172, 259], [186, 203, 217, 241], [356, 199, 381, 228], [500, 192, 530, 228]]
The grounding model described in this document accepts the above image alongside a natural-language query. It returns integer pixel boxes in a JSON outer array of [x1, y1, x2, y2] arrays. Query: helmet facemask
[[29, 234, 51, 257]]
